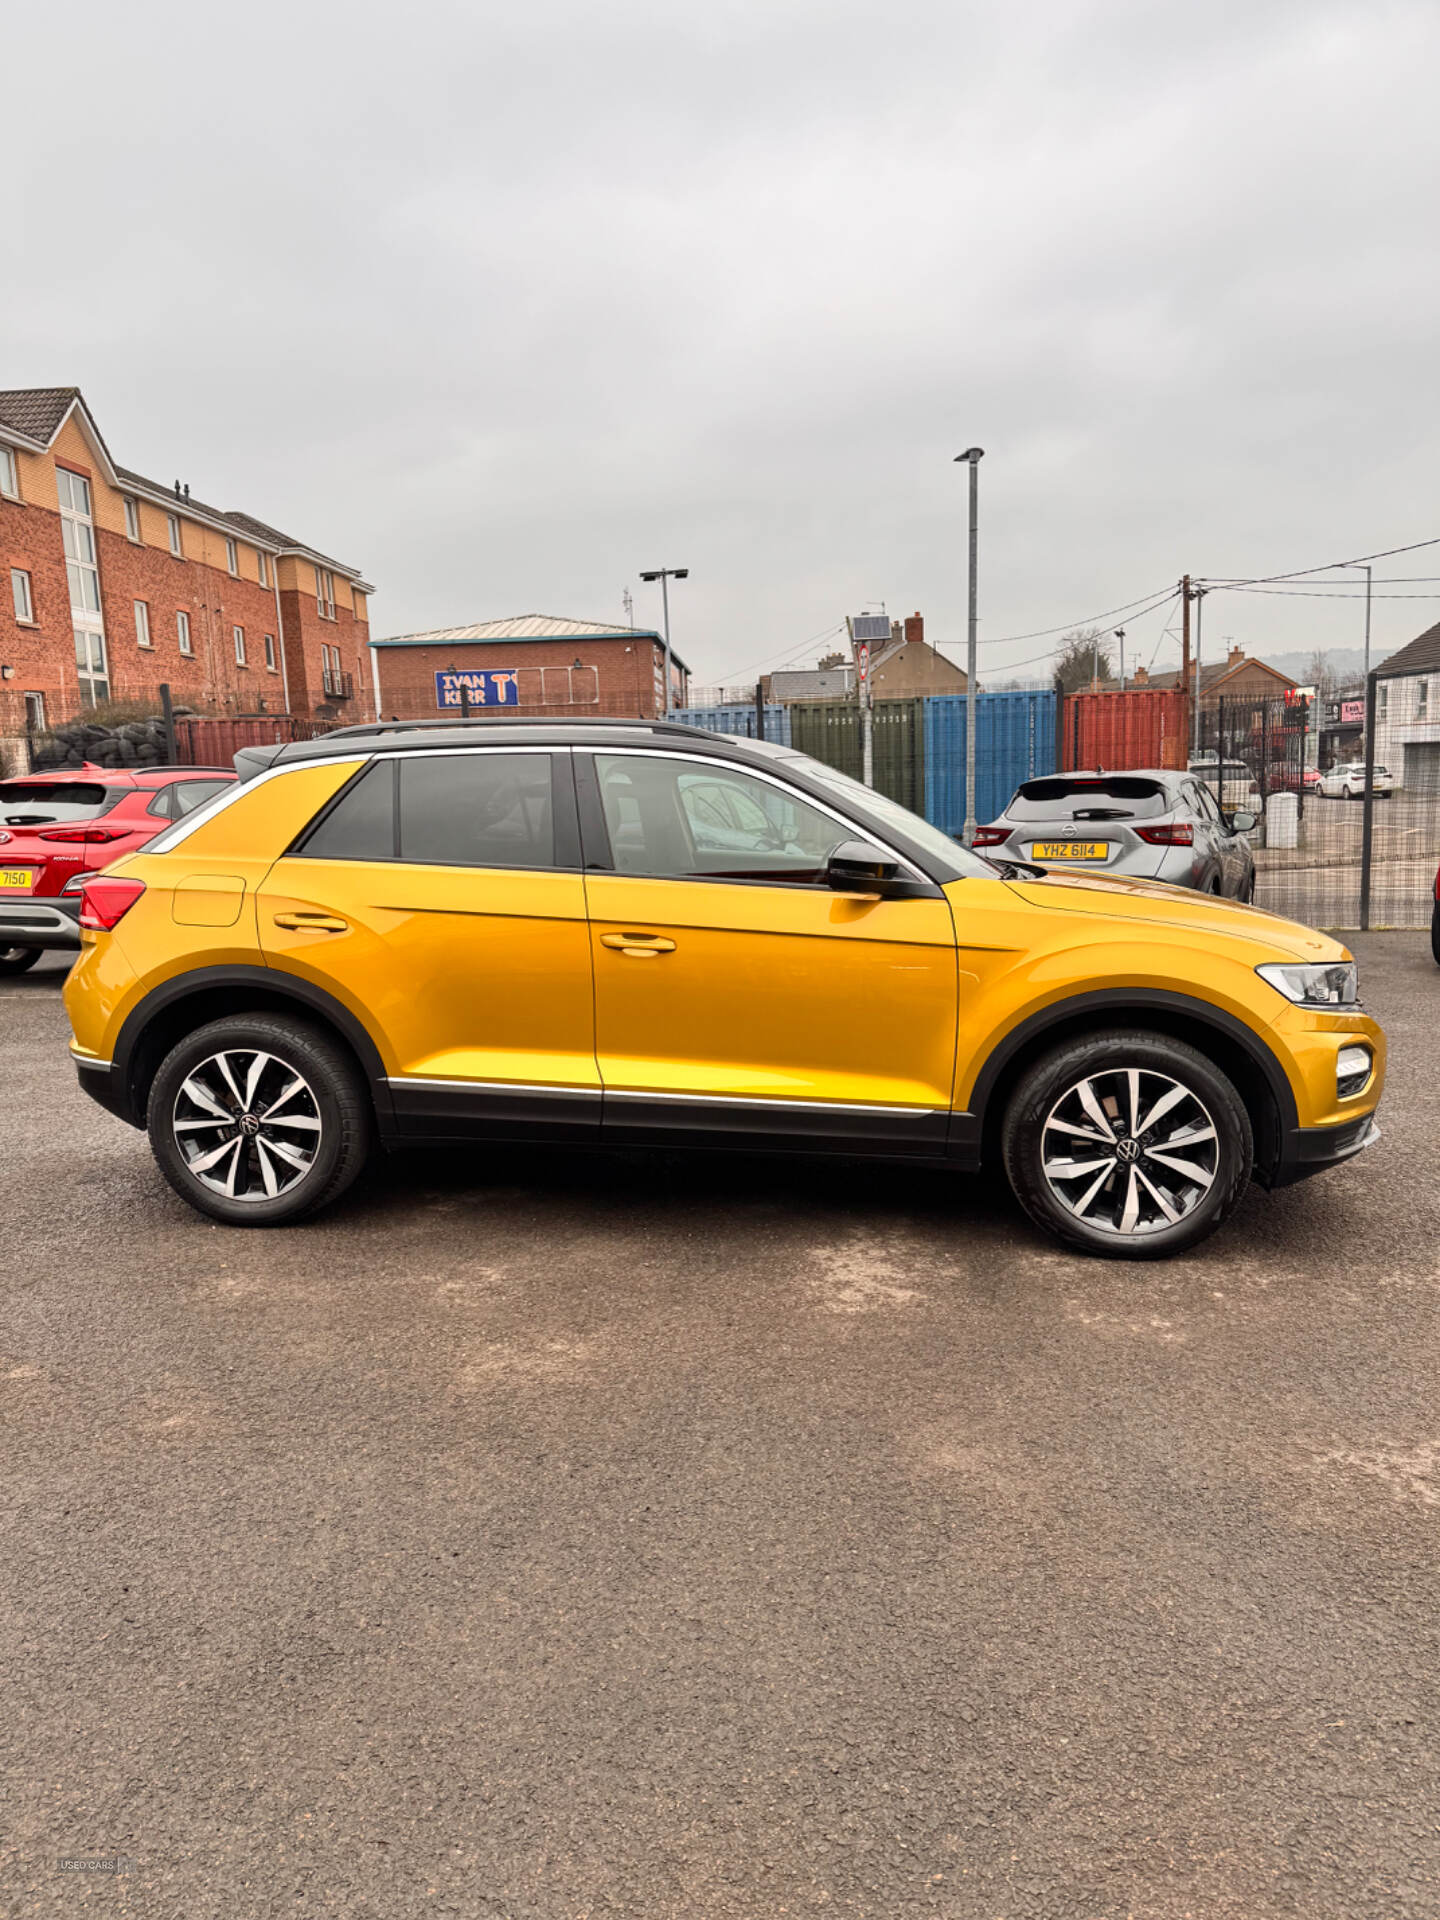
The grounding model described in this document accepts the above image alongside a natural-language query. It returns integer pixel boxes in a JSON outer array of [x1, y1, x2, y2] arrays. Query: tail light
[[37, 825, 128, 844], [972, 826, 1011, 847], [78, 876, 146, 931], [1135, 823, 1194, 846]]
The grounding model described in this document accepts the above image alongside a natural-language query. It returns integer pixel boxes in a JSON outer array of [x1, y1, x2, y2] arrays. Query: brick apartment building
[[0, 387, 373, 753], [370, 614, 691, 719]]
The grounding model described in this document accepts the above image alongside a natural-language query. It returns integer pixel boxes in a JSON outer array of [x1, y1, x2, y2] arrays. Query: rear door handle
[[599, 932, 676, 957], [273, 912, 349, 933]]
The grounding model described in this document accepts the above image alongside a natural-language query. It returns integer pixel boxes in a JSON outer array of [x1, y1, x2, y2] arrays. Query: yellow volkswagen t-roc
[[62, 718, 1384, 1256]]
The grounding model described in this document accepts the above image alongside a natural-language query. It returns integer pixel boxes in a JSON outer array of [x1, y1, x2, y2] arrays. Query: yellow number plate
[[1029, 842, 1108, 861], [0, 866, 36, 890]]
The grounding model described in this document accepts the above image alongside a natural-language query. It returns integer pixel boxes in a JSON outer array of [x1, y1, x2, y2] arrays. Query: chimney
[[904, 610, 924, 648], [1227, 645, 1245, 667], [1131, 664, 1149, 686]]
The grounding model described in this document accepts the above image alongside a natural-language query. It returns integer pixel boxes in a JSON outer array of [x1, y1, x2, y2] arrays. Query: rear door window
[[0, 781, 122, 825], [1007, 778, 1169, 822], [401, 753, 555, 868]]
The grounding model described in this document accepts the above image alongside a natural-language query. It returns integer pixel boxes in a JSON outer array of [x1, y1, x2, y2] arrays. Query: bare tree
[[1055, 628, 1115, 695]]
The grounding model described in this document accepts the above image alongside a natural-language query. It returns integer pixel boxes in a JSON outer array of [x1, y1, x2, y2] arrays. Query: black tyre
[[1001, 1029, 1253, 1258], [1432, 902, 1440, 969], [147, 1013, 372, 1226], [0, 946, 43, 975]]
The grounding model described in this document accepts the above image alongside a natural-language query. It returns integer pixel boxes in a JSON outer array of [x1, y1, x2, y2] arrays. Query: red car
[[0, 764, 236, 972]]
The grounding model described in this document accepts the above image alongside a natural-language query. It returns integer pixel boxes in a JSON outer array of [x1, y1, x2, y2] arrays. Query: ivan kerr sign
[[435, 669, 520, 709]]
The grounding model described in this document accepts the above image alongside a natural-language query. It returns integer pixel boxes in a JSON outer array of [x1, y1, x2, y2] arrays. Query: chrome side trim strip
[[385, 1075, 601, 1099], [601, 1088, 942, 1117]]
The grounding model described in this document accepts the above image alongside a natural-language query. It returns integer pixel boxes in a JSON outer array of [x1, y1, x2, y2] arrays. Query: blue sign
[[435, 668, 520, 710]]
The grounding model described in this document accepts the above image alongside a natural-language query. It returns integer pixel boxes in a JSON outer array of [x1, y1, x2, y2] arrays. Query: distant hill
[[1259, 646, 1399, 686]]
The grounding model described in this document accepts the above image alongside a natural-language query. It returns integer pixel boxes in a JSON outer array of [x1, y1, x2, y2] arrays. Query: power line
[[714, 621, 848, 686], [1203, 533, 1440, 588], [1211, 585, 1440, 600]]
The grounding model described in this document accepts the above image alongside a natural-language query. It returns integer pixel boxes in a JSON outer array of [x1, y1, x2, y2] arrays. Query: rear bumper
[[71, 1052, 140, 1127], [0, 895, 81, 950], [1268, 1111, 1381, 1188]]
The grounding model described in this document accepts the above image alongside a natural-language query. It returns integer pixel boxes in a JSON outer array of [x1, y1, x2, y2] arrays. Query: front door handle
[[599, 932, 676, 957], [273, 912, 349, 933]]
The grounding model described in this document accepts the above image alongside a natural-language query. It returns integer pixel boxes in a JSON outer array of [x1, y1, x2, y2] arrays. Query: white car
[[1187, 757, 1262, 810], [1318, 761, 1395, 799]]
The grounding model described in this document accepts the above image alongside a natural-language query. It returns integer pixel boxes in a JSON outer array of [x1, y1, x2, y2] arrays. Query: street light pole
[[638, 567, 689, 717], [1190, 586, 1208, 763], [955, 448, 984, 845], [1114, 627, 1126, 692]]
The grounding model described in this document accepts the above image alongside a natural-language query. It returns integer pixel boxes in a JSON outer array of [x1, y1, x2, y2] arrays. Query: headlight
[[1256, 961, 1359, 1008]]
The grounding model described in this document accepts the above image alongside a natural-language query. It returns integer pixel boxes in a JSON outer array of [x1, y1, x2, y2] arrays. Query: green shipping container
[[786, 700, 924, 816]]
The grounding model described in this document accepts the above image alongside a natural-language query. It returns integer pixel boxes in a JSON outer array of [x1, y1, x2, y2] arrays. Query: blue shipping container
[[672, 704, 792, 746], [923, 691, 1058, 834]]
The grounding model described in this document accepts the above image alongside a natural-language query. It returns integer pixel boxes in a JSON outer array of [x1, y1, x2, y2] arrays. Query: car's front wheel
[[147, 1013, 372, 1226], [0, 946, 43, 975], [1001, 1030, 1253, 1258]]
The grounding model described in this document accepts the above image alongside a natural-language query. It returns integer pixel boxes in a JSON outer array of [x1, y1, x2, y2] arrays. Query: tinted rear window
[[401, 753, 553, 868], [1007, 777, 1169, 821], [0, 781, 120, 824], [296, 753, 556, 869]]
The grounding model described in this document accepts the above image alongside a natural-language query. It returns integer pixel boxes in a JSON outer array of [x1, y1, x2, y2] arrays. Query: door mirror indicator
[[826, 840, 906, 898]]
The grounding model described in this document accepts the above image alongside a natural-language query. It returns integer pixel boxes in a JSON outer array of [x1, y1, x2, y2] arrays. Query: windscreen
[[0, 781, 120, 824], [1007, 777, 1169, 821]]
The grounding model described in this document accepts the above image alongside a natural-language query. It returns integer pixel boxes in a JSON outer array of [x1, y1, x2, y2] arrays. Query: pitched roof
[[1141, 653, 1295, 693], [1377, 619, 1440, 680], [0, 387, 79, 444], [372, 613, 683, 668], [769, 667, 856, 701]]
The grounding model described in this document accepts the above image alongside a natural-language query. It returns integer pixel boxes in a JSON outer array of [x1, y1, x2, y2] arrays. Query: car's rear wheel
[[1001, 1030, 1253, 1258], [147, 1014, 371, 1226], [0, 946, 42, 975]]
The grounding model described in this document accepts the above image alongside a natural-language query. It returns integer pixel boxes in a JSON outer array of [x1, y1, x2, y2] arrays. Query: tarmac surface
[[2, 935, 1438, 1918]]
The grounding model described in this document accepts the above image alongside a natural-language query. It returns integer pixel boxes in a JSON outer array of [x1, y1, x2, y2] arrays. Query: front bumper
[[0, 894, 81, 950], [1268, 1111, 1381, 1188]]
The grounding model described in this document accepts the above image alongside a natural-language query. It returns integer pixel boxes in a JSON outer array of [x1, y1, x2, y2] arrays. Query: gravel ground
[[2, 935, 1438, 1918]]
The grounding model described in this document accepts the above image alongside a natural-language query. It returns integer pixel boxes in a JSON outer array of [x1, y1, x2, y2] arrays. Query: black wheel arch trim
[[108, 965, 394, 1132], [963, 986, 1299, 1151]]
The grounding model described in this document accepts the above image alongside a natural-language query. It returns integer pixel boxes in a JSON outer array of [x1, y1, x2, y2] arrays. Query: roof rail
[[321, 715, 705, 740]]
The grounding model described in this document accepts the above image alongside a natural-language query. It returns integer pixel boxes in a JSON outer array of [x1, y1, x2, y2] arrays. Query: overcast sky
[[8, 0, 1440, 687]]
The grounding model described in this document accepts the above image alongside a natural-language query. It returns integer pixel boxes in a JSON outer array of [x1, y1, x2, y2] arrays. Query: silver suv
[[976, 770, 1257, 898]]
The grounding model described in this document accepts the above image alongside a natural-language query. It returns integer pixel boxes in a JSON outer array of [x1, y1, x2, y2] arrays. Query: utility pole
[[1180, 575, 1192, 744], [1114, 628, 1126, 693], [955, 447, 984, 844], [1190, 585, 1208, 763]]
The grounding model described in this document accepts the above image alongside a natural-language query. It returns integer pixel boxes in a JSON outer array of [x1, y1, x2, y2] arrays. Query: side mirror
[[1229, 809, 1258, 833], [826, 840, 905, 898]]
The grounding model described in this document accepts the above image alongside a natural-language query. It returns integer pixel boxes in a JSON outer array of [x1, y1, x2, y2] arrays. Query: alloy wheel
[[1040, 1067, 1220, 1238], [171, 1050, 323, 1203]]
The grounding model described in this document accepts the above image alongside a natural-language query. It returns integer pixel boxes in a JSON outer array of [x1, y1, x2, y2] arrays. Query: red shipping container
[[1062, 690, 1189, 772]]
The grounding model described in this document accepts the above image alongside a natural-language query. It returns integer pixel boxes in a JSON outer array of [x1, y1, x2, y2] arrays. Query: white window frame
[[226, 537, 238, 576], [257, 550, 269, 588], [123, 496, 142, 542], [264, 632, 277, 672], [11, 567, 34, 623], [0, 446, 19, 500], [316, 565, 336, 620], [134, 599, 152, 648], [1419, 680, 1430, 721], [57, 469, 102, 616], [233, 624, 247, 666], [23, 691, 45, 732], [177, 609, 193, 656], [168, 513, 183, 557]]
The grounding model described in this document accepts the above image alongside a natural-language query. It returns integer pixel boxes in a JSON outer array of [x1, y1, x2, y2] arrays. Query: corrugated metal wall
[[672, 704, 792, 745], [787, 701, 925, 814], [1062, 690, 1189, 772], [923, 690, 1058, 833]]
